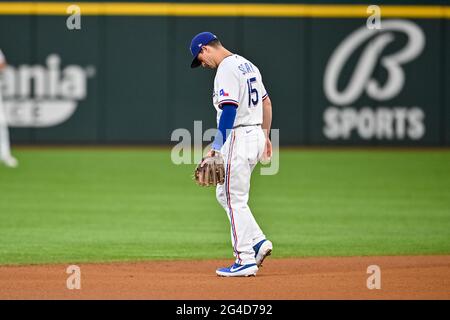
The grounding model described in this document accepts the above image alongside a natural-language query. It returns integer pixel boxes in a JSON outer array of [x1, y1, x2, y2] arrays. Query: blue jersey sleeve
[[211, 103, 237, 151]]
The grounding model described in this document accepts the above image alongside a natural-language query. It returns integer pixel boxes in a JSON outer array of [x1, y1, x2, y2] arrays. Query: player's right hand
[[261, 138, 272, 164], [264, 138, 272, 158]]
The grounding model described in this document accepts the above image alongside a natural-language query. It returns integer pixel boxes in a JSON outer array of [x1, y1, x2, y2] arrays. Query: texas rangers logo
[[219, 89, 229, 97]]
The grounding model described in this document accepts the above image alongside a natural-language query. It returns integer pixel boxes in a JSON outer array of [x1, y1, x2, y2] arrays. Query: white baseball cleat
[[216, 263, 258, 277], [2, 156, 18, 168], [253, 239, 273, 267]]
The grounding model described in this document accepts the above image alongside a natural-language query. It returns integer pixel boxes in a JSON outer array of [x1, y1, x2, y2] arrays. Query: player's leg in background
[[0, 92, 17, 167], [0, 92, 11, 159]]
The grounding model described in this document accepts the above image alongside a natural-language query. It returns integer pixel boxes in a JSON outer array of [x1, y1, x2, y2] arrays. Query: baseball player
[[0, 49, 18, 168], [190, 32, 273, 277]]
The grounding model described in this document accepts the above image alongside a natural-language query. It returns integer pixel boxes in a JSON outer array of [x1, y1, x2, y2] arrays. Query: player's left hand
[[201, 149, 218, 167], [194, 151, 225, 187]]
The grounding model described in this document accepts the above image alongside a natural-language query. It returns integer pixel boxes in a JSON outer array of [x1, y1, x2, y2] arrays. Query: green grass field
[[0, 148, 449, 265]]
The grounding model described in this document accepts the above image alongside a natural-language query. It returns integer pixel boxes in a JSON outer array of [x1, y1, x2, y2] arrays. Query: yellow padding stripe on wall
[[0, 2, 448, 18]]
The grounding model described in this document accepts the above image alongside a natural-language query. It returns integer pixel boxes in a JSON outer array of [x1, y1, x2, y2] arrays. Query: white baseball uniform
[[0, 49, 14, 163], [213, 54, 269, 265]]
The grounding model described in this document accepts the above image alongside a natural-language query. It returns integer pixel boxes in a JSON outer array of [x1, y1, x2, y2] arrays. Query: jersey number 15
[[247, 77, 259, 107]]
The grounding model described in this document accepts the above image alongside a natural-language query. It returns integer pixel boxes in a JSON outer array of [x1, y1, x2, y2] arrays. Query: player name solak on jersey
[[190, 32, 273, 277], [238, 61, 256, 75]]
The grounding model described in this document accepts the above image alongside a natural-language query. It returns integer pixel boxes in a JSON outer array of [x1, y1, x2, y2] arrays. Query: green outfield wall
[[0, 1, 448, 145]]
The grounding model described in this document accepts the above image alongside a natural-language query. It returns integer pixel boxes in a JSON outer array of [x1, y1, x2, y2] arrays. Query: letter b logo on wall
[[322, 20, 427, 141], [324, 20, 424, 106]]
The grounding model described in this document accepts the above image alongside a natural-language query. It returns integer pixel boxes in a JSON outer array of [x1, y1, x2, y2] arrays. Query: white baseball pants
[[0, 89, 12, 161], [216, 125, 267, 265]]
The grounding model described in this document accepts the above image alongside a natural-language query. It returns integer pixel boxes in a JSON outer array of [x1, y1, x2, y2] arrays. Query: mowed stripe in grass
[[0, 149, 449, 265]]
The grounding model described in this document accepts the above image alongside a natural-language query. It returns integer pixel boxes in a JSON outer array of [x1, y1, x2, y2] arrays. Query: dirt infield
[[1, 256, 449, 299]]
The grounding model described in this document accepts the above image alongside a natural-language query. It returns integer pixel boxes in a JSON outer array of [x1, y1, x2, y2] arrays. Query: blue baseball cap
[[189, 32, 218, 68]]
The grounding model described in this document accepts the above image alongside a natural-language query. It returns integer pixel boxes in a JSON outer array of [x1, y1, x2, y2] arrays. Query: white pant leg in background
[[216, 126, 267, 265], [0, 89, 12, 160]]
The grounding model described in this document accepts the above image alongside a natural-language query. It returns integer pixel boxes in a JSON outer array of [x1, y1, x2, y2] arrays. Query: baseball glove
[[194, 153, 225, 187]]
